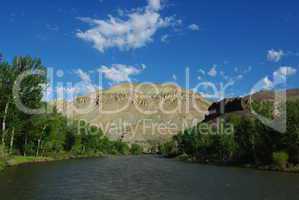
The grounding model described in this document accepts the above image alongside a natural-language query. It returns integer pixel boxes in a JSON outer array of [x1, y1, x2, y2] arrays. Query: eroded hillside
[[55, 83, 210, 150]]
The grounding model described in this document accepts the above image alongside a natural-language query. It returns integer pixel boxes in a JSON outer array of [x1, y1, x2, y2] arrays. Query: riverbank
[[3, 153, 299, 174], [0, 152, 107, 171], [5, 156, 55, 167], [174, 153, 299, 174]]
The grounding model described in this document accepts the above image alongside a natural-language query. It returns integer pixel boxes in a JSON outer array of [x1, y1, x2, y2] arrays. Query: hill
[[54, 83, 210, 151]]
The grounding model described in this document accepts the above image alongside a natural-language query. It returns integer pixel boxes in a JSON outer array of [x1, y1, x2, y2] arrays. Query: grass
[[0, 152, 106, 171], [6, 156, 54, 167]]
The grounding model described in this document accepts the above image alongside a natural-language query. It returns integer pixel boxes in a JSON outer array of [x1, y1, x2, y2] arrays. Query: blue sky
[[1, 0, 299, 100]]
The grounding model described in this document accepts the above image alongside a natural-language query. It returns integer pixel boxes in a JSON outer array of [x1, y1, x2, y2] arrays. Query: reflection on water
[[1, 155, 299, 200]]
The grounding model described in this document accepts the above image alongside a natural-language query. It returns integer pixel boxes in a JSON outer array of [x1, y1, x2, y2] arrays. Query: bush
[[130, 144, 143, 155], [113, 140, 130, 155], [160, 141, 178, 157], [273, 151, 289, 169], [176, 153, 190, 161], [71, 144, 85, 155]]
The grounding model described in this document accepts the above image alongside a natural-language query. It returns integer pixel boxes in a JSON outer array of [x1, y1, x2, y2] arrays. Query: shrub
[[176, 153, 190, 161], [113, 140, 130, 155], [160, 141, 178, 157], [130, 144, 143, 155], [272, 151, 289, 170]]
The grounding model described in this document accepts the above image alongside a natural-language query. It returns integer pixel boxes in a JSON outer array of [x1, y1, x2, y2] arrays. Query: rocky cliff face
[[204, 89, 299, 122], [55, 83, 210, 150]]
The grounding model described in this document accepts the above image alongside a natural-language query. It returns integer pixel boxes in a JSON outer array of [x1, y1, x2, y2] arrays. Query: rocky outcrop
[[204, 89, 299, 122], [205, 98, 243, 121], [75, 90, 203, 107]]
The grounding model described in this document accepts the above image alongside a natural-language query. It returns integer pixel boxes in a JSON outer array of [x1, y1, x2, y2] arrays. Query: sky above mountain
[[1, 0, 299, 100]]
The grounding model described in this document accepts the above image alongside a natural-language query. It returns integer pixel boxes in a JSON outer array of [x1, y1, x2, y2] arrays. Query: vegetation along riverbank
[[0, 56, 144, 171], [160, 99, 299, 173]]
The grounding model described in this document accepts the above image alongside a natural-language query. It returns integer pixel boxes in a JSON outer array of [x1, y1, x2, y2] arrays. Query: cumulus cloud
[[208, 65, 217, 77], [267, 49, 284, 62], [188, 24, 200, 31], [98, 64, 145, 83], [257, 66, 297, 91], [76, 0, 179, 52], [273, 66, 297, 82], [262, 76, 273, 89], [147, 0, 162, 11]]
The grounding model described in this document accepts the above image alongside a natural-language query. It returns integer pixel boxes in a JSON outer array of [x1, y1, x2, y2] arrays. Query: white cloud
[[74, 69, 102, 96], [98, 64, 145, 83], [147, 0, 162, 11], [74, 69, 91, 83], [257, 66, 296, 91], [267, 49, 284, 62], [273, 66, 296, 82], [262, 76, 273, 89], [188, 24, 200, 31], [116, 8, 125, 17], [76, 0, 179, 52], [208, 65, 217, 77]]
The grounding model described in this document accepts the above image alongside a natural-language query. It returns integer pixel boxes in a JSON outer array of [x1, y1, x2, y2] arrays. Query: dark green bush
[[130, 144, 143, 155], [273, 151, 289, 170]]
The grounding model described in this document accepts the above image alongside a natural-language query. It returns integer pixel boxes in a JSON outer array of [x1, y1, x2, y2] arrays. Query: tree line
[[160, 100, 299, 170], [0, 54, 143, 163]]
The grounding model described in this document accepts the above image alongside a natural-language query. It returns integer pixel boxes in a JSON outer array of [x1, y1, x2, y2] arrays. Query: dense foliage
[[0, 55, 141, 161], [161, 100, 299, 170]]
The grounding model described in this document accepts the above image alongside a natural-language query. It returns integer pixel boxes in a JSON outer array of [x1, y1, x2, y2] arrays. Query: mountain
[[54, 83, 210, 151]]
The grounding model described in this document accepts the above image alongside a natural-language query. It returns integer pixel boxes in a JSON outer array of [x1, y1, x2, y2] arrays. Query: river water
[[0, 155, 299, 200]]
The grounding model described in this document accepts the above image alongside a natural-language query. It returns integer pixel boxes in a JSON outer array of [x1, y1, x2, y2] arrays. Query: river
[[0, 155, 299, 200]]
